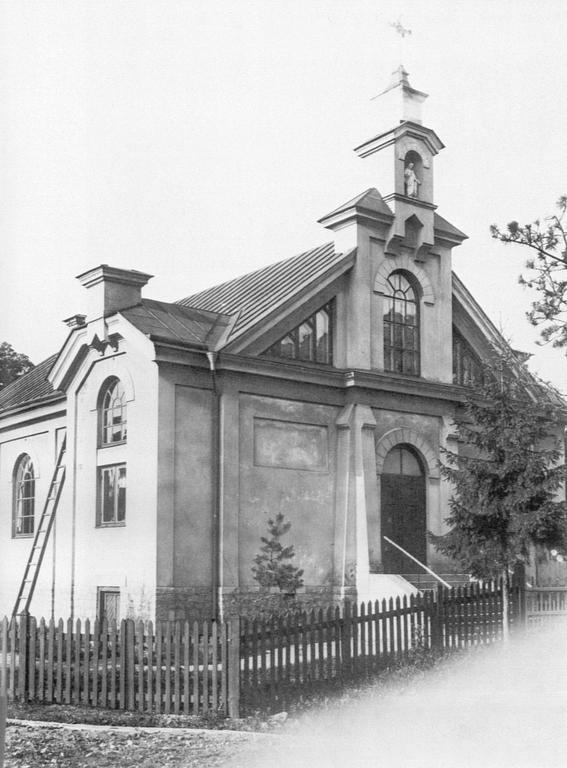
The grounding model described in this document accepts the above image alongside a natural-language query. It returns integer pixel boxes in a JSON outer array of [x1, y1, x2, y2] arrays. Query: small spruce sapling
[[252, 512, 304, 594]]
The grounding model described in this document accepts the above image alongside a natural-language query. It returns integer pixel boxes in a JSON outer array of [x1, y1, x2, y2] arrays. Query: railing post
[[227, 617, 240, 719]]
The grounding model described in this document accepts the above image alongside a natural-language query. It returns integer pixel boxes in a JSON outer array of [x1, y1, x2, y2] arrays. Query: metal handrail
[[382, 535, 452, 589]]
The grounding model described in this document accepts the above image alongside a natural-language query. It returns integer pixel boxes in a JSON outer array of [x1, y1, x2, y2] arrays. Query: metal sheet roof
[[121, 299, 235, 350], [177, 242, 350, 343]]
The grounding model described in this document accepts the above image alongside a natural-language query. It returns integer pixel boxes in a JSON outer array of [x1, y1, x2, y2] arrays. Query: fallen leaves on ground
[[4, 723, 269, 768]]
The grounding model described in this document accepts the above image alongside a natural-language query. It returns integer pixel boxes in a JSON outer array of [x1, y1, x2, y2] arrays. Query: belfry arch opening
[[380, 443, 427, 574]]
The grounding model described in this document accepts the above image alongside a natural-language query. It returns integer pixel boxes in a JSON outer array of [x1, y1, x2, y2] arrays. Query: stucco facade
[[1, 68, 564, 621]]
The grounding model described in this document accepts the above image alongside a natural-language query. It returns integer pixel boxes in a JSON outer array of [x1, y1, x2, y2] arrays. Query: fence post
[[18, 614, 29, 702], [0, 617, 7, 768], [429, 589, 443, 653], [341, 601, 352, 677], [227, 617, 240, 719]]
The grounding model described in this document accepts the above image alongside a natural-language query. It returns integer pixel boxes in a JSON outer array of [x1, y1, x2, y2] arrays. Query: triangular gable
[[177, 242, 356, 352], [452, 272, 564, 405]]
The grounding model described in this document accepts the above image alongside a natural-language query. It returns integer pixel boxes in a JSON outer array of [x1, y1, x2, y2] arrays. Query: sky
[[1, 0, 566, 390]]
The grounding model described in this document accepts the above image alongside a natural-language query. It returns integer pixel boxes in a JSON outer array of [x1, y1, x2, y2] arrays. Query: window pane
[[315, 309, 330, 362], [280, 335, 296, 359], [101, 469, 114, 523], [262, 302, 334, 365], [101, 380, 127, 445], [297, 322, 314, 361], [117, 467, 127, 522], [99, 465, 126, 525], [383, 272, 419, 375], [14, 456, 35, 536]]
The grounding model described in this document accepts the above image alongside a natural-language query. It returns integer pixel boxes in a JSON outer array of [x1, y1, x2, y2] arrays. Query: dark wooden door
[[381, 447, 426, 573]]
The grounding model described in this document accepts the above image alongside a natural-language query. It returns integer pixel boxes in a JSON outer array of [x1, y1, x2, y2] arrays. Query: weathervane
[[389, 18, 412, 63]]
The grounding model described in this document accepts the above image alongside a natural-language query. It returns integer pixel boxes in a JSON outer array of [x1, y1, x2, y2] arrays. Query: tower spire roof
[[371, 66, 428, 125]]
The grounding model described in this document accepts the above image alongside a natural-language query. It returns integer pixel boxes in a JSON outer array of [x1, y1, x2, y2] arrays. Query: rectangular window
[[97, 464, 126, 526], [97, 587, 120, 623]]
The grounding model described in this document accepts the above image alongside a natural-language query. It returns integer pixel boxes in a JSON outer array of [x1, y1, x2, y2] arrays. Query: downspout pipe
[[206, 351, 221, 620]]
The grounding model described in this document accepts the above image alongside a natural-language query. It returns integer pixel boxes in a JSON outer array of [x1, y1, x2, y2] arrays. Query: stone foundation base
[[157, 585, 359, 622], [156, 586, 214, 622]]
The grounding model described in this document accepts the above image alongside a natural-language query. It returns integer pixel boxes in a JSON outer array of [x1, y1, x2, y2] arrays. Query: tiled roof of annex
[[0, 354, 62, 414], [177, 241, 352, 344]]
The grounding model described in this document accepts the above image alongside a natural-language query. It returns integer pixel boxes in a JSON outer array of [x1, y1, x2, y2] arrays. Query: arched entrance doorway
[[381, 444, 427, 573]]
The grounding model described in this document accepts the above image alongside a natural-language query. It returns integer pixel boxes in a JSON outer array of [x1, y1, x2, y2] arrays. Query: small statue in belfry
[[404, 162, 421, 198]]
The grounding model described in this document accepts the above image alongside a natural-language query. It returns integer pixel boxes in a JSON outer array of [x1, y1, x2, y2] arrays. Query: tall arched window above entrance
[[13, 454, 35, 537], [99, 378, 127, 446], [381, 444, 426, 574], [383, 272, 420, 375]]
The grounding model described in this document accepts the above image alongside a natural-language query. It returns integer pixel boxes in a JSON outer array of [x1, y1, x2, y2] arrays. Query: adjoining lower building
[[1, 68, 564, 622]]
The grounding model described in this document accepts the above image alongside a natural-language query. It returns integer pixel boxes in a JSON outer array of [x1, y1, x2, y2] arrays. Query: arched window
[[383, 272, 420, 375], [100, 379, 127, 446], [13, 454, 35, 537]]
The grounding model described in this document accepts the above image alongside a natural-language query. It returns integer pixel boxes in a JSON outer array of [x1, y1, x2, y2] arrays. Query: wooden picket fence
[[239, 582, 503, 712], [522, 586, 567, 628], [0, 581, 505, 718], [0, 616, 238, 717]]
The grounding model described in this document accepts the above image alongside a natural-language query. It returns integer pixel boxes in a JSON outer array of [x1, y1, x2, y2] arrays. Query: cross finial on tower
[[389, 18, 412, 66]]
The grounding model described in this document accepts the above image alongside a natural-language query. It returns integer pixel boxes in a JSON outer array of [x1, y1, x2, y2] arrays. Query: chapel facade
[[1, 68, 563, 622]]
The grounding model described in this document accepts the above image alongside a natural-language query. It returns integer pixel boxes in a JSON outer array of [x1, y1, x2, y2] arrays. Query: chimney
[[76, 265, 153, 321]]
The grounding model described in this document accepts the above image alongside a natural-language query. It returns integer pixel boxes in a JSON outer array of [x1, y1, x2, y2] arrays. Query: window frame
[[99, 378, 127, 447], [383, 272, 420, 376], [96, 463, 127, 527], [452, 327, 483, 387], [263, 300, 335, 366], [12, 454, 35, 538], [97, 587, 121, 624]]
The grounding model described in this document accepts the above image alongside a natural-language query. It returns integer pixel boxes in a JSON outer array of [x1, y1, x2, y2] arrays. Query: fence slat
[[137, 621, 145, 713], [92, 620, 99, 707], [211, 621, 218, 713], [28, 617, 36, 702], [147, 621, 154, 713], [65, 618, 73, 705], [183, 621, 190, 715], [83, 619, 90, 707]]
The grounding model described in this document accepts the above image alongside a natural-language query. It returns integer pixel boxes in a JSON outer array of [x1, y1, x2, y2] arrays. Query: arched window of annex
[[13, 454, 35, 538], [98, 377, 127, 447], [383, 270, 420, 376]]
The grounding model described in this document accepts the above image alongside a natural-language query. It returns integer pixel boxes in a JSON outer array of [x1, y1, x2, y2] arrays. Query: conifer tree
[[252, 512, 304, 594], [433, 357, 567, 584]]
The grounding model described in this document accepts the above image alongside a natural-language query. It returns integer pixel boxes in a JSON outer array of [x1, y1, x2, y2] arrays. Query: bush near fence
[[1, 581, 507, 717]]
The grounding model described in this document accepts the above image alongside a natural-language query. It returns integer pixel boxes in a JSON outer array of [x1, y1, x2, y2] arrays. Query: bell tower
[[354, 66, 444, 260]]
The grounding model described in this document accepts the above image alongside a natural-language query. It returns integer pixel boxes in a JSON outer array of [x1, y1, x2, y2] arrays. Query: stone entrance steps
[[401, 573, 472, 593]]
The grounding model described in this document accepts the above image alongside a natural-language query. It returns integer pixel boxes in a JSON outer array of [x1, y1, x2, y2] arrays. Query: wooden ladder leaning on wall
[[12, 436, 67, 618]]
